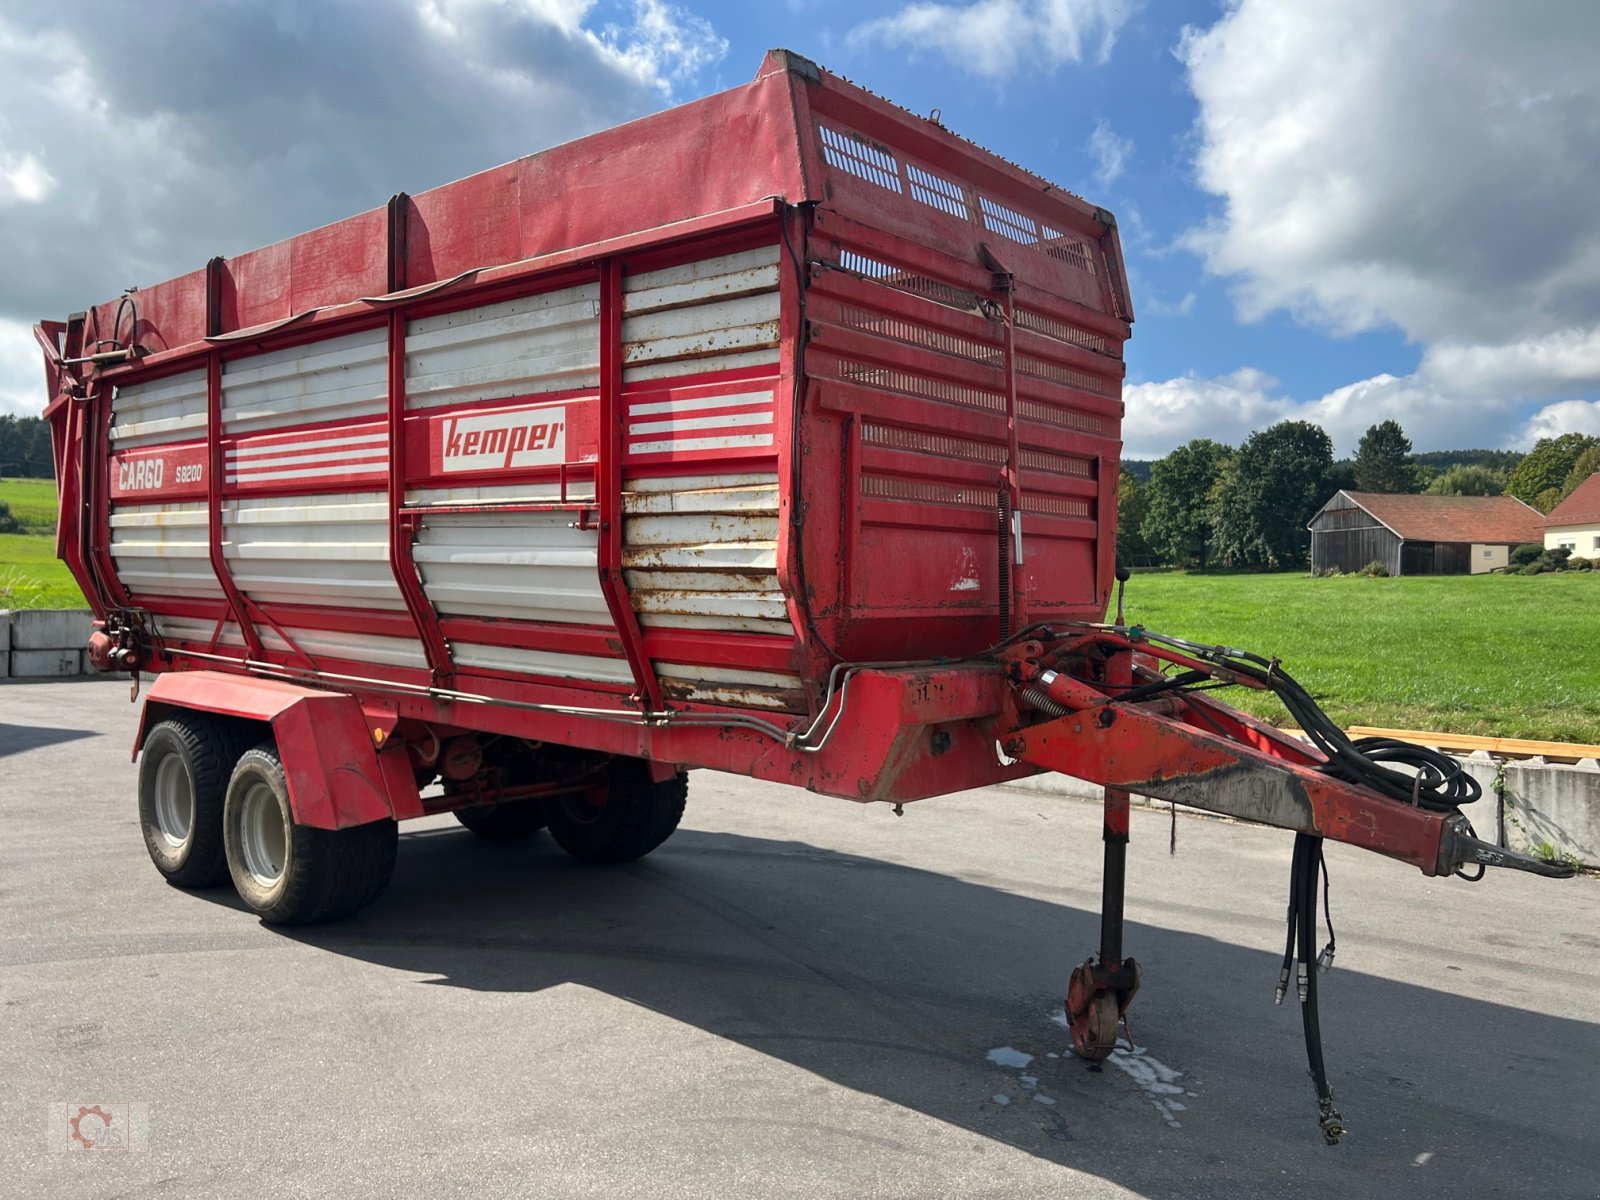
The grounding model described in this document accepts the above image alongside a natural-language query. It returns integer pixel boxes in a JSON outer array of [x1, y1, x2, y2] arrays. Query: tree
[[1353, 419, 1416, 493], [1115, 471, 1154, 567], [1140, 439, 1230, 568], [1425, 463, 1508, 496], [0, 415, 54, 478], [1560, 443, 1600, 498], [1209, 421, 1335, 569], [1506, 433, 1600, 510]]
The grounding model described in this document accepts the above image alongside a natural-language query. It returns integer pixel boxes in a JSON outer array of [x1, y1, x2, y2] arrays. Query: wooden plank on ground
[[1344, 726, 1600, 763]]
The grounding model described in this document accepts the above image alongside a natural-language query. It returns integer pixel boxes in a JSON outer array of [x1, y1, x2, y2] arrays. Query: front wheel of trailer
[[223, 744, 397, 924]]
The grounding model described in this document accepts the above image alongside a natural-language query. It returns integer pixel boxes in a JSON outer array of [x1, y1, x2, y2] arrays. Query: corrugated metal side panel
[[221, 327, 388, 433], [224, 492, 405, 610], [449, 642, 633, 685], [405, 283, 600, 410], [655, 661, 804, 711], [412, 511, 608, 624], [109, 369, 208, 448], [252, 627, 429, 670], [622, 473, 787, 636], [151, 612, 426, 671], [622, 246, 780, 382], [108, 502, 221, 599], [151, 614, 238, 647], [405, 480, 596, 506]]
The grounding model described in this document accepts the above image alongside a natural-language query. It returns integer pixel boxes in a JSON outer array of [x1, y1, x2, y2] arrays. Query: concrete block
[[1501, 758, 1600, 867], [0, 610, 11, 656], [10, 609, 93, 651], [9, 649, 83, 678]]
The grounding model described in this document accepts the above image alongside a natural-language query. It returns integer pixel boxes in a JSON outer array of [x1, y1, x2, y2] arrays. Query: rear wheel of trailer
[[223, 743, 397, 925]]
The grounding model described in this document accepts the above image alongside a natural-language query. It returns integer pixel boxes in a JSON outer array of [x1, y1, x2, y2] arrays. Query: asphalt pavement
[[2, 678, 1597, 1199]]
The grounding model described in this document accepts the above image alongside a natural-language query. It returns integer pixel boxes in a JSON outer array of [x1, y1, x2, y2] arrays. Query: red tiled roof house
[[1308, 491, 1546, 576], [1544, 472, 1600, 558]]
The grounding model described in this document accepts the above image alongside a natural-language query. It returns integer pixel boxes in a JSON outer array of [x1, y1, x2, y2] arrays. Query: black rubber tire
[[137, 715, 246, 888], [454, 801, 547, 842], [223, 743, 398, 925], [545, 759, 687, 864]]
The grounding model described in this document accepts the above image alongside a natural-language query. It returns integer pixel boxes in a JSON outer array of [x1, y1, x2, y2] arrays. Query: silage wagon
[[34, 51, 1568, 1142]]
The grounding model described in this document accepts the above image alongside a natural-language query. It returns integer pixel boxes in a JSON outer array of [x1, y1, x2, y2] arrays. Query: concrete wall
[[1008, 748, 1600, 870], [0, 609, 97, 679]]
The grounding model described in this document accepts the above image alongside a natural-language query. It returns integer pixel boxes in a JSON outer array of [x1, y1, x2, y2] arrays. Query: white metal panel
[[412, 511, 610, 624], [224, 492, 405, 610], [405, 284, 600, 410], [622, 473, 790, 637], [623, 247, 781, 383], [221, 328, 388, 433], [109, 502, 221, 598], [152, 612, 425, 670], [449, 642, 633, 684], [254, 626, 429, 670], [405, 480, 596, 507], [152, 614, 241, 647], [655, 661, 804, 710], [109, 369, 208, 448]]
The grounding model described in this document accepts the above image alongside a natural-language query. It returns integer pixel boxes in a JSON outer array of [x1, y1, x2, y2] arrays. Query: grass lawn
[[0, 478, 84, 609], [1120, 571, 1600, 744], [0, 476, 61, 535], [0, 533, 84, 608]]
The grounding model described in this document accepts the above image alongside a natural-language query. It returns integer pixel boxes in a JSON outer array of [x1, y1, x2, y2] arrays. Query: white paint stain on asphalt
[[986, 1046, 1034, 1069]]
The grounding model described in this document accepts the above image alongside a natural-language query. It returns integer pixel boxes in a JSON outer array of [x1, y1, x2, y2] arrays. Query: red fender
[[133, 671, 422, 829]]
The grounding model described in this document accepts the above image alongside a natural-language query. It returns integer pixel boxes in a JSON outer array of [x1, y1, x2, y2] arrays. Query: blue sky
[[3, 0, 1597, 459]]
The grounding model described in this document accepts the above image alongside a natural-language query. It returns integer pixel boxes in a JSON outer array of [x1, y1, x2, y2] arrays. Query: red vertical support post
[[597, 258, 663, 712], [1001, 286, 1026, 631], [85, 380, 132, 613], [205, 352, 263, 659], [385, 308, 454, 684]]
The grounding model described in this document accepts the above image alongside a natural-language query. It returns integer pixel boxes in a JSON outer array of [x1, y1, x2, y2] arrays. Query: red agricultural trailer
[[35, 50, 1568, 1142]]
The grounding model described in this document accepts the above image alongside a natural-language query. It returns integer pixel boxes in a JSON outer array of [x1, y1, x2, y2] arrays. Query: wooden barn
[[1308, 491, 1545, 576]]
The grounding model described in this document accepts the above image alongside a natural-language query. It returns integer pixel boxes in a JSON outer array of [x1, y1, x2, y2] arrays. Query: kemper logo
[[440, 406, 566, 472]]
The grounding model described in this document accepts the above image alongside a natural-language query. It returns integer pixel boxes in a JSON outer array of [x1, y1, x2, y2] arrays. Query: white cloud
[[1122, 368, 1524, 460], [0, 153, 55, 206], [0, 319, 43, 415], [1087, 118, 1131, 188], [1143, 291, 1196, 318], [849, 0, 1134, 79], [0, 0, 726, 415], [1177, 0, 1600, 403], [600, 0, 728, 92], [1520, 399, 1600, 444]]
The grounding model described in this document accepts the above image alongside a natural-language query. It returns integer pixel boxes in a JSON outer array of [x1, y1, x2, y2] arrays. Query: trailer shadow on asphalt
[[232, 823, 1600, 1199], [0, 719, 101, 758]]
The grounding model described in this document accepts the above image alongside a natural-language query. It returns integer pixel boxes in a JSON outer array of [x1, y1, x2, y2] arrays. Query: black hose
[[1294, 833, 1344, 1144]]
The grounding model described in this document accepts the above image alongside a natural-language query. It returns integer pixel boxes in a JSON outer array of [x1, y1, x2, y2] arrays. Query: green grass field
[[0, 478, 83, 609], [0, 476, 61, 534], [1120, 571, 1600, 743]]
